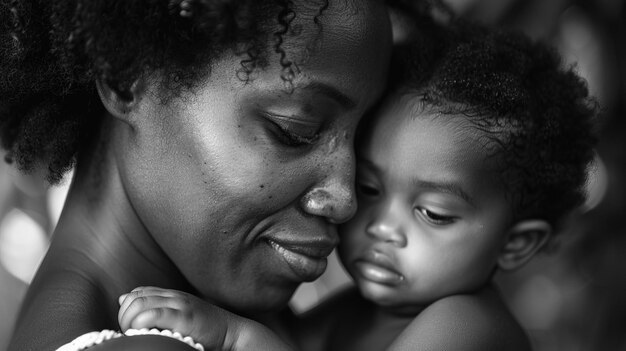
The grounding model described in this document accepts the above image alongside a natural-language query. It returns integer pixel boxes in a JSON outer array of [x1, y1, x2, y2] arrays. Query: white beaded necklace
[[56, 328, 204, 351]]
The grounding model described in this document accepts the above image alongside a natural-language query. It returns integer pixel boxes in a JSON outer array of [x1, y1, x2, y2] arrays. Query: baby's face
[[339, 101, 513, 312]]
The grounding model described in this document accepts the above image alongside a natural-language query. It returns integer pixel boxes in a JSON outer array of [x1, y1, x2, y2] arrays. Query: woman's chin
[[212, 286, 298, 317]]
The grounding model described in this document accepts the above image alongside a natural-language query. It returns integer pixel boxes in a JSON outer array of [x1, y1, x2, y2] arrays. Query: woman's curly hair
[[0, 0, 328, 183], [389, 19, 598, 231]]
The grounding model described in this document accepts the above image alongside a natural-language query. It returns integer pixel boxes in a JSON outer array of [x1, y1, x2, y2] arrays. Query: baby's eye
[[357, 183, 379, 197], [416, 207, 457, 226]]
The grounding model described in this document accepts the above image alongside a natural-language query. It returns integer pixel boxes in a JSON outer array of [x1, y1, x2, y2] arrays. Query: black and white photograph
[[0, 1, 624, 350]]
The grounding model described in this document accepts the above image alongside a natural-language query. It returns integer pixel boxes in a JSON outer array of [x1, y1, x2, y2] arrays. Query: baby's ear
[[96, 78, 145, 124], [497, 220, 552, 271]]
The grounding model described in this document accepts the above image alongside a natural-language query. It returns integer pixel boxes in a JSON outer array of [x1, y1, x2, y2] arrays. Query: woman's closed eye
[[264, 112, 321, 147], [415, 207, 457, 226]]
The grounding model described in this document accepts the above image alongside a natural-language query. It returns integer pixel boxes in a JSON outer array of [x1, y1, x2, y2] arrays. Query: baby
[[117, 18, 597, 351]]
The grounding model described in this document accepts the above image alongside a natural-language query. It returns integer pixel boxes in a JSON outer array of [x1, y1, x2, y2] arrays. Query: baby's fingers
[[118, 287, 183, 325], [127, 308, 190, 334], [118, 286, 178, 309], [119, 295, 179, 332]]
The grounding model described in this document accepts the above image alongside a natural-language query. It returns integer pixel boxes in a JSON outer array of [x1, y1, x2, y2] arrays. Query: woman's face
[[117, 0, 391, 313]]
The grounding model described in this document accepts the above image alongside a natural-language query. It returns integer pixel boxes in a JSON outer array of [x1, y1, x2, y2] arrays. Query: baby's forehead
[[358, 97, 517, 208], [376, 94, 485, 137], [363, 95, 509, 174]]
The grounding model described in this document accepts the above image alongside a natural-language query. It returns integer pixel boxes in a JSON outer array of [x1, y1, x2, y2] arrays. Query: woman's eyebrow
[[300, 81, 357, 110]]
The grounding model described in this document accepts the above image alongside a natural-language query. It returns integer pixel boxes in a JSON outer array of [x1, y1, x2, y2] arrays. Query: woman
[[0, 0, 392, 349]]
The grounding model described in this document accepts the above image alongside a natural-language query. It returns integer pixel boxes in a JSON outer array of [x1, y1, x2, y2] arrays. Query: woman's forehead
[[274, 0, 389, 49]]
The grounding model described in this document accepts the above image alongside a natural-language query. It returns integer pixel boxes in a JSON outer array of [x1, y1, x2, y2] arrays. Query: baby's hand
[[118, 286, 231, 350]]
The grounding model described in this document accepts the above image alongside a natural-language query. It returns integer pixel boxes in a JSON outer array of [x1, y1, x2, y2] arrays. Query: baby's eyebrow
[[411, 179, 476, 207], [355, 158, 379, 173]]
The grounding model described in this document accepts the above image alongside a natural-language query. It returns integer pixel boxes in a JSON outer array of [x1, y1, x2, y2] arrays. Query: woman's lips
[[354, 250, 404, 286], [268, 239, 333, 282]]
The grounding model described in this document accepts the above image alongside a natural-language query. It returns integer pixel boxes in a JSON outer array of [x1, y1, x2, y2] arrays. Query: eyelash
[[416, 207, 457, 226], [272, 121, 320, 147], [263, 113, 321, 147]]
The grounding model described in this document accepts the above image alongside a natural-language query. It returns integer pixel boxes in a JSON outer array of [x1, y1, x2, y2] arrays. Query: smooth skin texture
[[8, 1, 392, 350]]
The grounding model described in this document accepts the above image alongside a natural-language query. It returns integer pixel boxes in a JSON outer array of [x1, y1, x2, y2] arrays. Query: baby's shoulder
[[389, 286, 531, 351], [423, 285, 514, 319]]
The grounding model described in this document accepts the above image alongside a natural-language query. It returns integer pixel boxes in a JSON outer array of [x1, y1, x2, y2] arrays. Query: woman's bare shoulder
[[9, 254, 113, 350], [388, 286, 531, 351]]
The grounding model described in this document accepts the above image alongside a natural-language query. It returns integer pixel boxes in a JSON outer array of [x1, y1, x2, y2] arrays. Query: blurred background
[[0, 0, 624, 350]]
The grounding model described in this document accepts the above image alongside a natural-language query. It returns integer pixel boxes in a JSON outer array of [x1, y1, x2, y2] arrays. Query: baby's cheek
[[339, 221, 361, 246], [340, 233, 366, 267]]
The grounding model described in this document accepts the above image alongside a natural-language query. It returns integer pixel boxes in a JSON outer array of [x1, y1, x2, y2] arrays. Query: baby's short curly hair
[[0, 0, 328, 183], [390, 20, 598, 231]]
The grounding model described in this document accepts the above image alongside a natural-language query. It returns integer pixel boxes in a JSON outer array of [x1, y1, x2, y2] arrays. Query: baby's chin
[[356, 279, 410, 305], [354, 278, 438, 315]]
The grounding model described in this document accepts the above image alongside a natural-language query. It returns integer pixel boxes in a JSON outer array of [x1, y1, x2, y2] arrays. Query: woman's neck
[[49, 115, 191, 318]]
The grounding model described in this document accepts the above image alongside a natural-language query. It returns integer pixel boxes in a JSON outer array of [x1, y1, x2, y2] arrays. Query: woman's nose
[[365, 213, 407, 247], [301, 180, 357, 224], [301, 144, 357, 224]]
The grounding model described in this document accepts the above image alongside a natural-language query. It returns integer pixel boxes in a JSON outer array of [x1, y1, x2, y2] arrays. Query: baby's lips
[[354, 260, 404, 285]]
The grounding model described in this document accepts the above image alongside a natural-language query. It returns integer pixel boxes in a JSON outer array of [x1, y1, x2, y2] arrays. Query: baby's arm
[[118, 286, 294, 351]]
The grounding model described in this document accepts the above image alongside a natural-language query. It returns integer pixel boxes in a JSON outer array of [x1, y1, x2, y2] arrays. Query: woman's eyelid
[[259, 111, 324, 147], [264, 111, 322, 127]]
